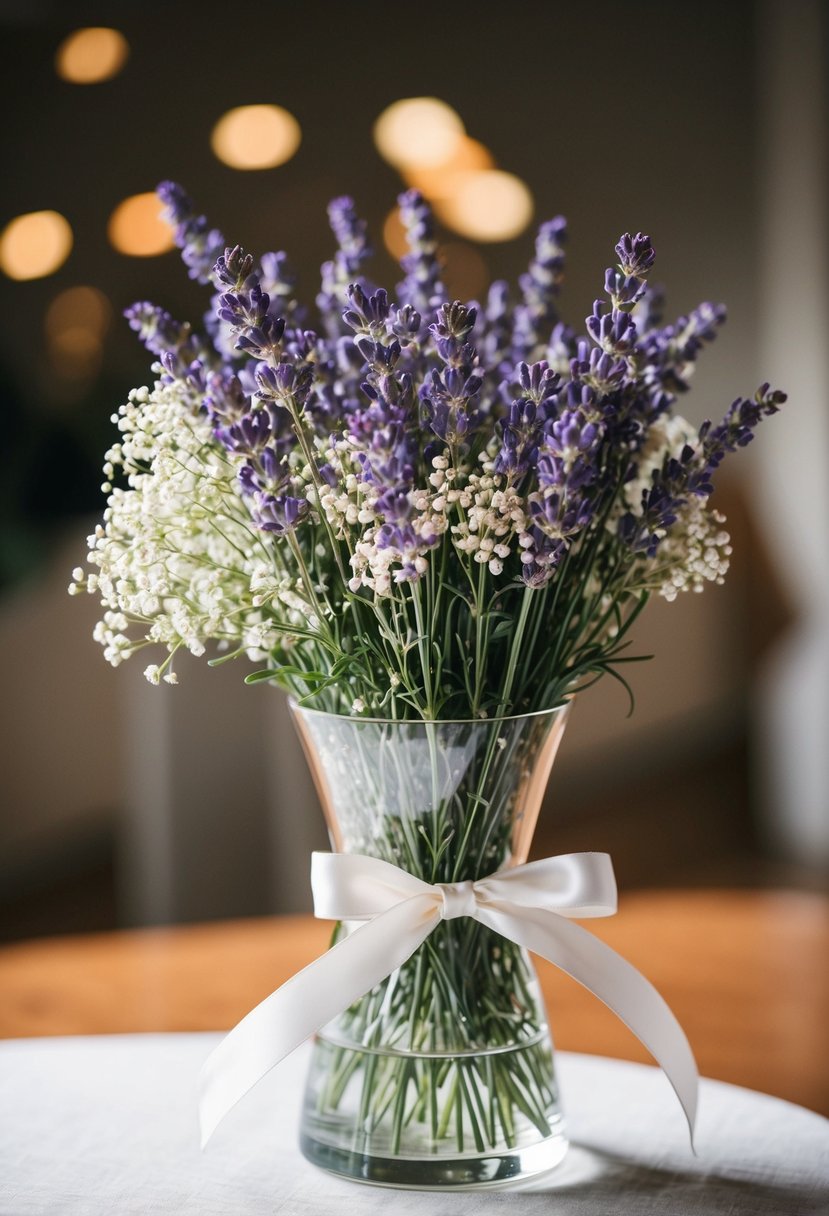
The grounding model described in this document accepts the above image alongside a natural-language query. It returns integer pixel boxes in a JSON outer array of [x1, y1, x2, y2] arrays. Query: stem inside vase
[[291, 702, 570, 1188]]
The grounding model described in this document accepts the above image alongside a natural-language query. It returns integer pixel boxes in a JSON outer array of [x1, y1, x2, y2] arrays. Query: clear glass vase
[[290, 702, 571, 1189]]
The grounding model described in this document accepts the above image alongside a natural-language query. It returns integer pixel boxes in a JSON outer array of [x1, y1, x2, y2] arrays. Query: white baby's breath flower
[[77, 379, 279, 681], [655, 504, 731, 601]]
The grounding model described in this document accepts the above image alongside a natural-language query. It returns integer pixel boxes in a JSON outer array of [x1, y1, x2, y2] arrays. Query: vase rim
[[287, 697, 572, 727]]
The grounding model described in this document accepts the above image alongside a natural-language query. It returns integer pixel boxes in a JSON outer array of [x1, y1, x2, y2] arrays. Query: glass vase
[[290, 701, 571, 1190]]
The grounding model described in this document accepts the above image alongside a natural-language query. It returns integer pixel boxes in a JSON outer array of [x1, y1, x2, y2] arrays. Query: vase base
[[300, 1127, 569, 1190]]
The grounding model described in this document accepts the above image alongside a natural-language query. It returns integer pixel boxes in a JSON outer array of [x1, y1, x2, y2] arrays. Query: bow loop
[[475, 852, 618, 919], [311, 851, 434, 920]]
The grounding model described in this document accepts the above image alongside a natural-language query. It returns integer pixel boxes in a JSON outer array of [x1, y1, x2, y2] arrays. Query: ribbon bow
[[199, 851, 698, 1148]]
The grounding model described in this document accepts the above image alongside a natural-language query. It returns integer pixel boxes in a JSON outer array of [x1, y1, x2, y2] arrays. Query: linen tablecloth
[[1, 1034, 827, 1214]]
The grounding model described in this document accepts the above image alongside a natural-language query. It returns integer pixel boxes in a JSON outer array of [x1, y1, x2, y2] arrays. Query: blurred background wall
[[0, 0, 826, 940]]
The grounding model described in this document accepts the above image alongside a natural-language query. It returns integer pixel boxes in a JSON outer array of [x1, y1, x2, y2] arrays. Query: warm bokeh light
[[46, 286, 111, 339], [436, 170, 534, 242], [404, 137, 494, 201], [0, 210, 73, 280], [46, 286, 112, 381], [440, 242, 488, 303], [211, 105, 301, 170], [55, 27, 129, 84], [108, 192, 175, 257], [382, 207, 409, 262], [49, 326, 102, 379], [373, 97, 465, 170]]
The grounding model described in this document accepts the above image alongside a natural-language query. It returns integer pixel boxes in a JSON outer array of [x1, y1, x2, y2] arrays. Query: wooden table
[[1, 889, 827, 1116]]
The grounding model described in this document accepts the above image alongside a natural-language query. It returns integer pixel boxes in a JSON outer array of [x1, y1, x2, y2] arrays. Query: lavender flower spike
[[157, 181, 226, 285], [317, 196, 373, 336], [397, 190, 444, 321], [124, 302, 191, 359], [615, 232, 656, 278], [214, 247, 285, 361], [512, 216, 567, 363]]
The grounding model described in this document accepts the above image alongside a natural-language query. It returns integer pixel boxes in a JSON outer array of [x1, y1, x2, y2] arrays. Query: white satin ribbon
[[199, 851, 698, 1149]]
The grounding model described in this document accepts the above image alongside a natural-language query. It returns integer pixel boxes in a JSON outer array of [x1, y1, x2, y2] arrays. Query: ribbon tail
[[199, 893, 439, 1148], [477, 905, 699, 1149]]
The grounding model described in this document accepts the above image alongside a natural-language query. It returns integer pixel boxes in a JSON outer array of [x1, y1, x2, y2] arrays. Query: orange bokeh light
[[55, 28, 129, 84], [0, 210, 73, 280], [108, 193, 175, 257], [404, 137, 495, 202]]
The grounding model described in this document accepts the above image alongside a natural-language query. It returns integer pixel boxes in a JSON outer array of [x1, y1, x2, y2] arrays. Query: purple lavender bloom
[[636, 301, 727, 403], [159, 350, 203, 394], [538, 408, 602, 494], [389, 303, 422, 346], [617, 468, 689, 557], [216, 282, 272, 332], [633, 282, 665, 334], [202, 369, 250, 425], [493, 397, 541, 477], [420, 367, 482, 444], [259, 250, 302, 321], [615, 232, 656, 278], [547, 410, 600, 462], [519, 517, 570, 586], [251, 491, 310, 534], [419, 302, 482, 446], [569, 341, 627, 394], [493, 362, 562, 477], [518, 397, 605, 580], [238, 463, 258, 498], [479, 280, 511, 371], [354, 336, 402, 374], [698, 384, 786, 475], [397, 190, 444, 321], [217, 408, 273, 454], [516, 360, 560, 406], [531, 491, 594, 540], [124, 303, 193, 359], [343, 285, 391, 339], [677, 302, 728, 359], [317, 196, 373, 337], [214, 245, 256, 289], [429, 301, 477, 362], [620, 383, 785, 557], [604, 268, 647, 312], [254, 360, 314, 408], [546, 321, 577, 374], [586, 301, 637, 355], [214, 249, 286, 361], [512, 216, 567, 363], [157, 181, 225, 285], [329, 196, 372, 272]]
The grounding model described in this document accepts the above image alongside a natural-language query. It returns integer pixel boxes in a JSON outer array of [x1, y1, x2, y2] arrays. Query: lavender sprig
[[511, 217, 567, 364], [317, 196, 373, 337], [397, 189, 444, 322], [157, 181, 226, 285]]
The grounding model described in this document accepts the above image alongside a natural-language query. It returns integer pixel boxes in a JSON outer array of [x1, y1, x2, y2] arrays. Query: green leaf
[[244, 668, 282, 685]]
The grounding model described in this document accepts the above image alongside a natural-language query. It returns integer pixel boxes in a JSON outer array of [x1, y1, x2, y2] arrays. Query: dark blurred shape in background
[[0, 0, 826, 941]]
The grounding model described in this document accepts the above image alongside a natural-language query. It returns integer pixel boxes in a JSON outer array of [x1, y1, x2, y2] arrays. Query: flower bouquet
[[71, 182, 783, 1187]]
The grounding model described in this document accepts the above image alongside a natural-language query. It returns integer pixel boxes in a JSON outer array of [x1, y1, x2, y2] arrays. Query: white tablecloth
[[0, 1034, 827, 1214]]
